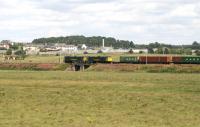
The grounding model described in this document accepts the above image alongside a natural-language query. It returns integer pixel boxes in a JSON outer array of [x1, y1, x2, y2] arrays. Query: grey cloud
[[1, 0, 200, 44]]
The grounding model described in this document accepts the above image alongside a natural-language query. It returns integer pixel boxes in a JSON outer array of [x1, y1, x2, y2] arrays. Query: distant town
[[1, 36, 200, 60]]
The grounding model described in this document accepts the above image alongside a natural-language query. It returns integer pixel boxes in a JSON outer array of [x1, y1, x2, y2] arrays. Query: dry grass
[[0, 63, 69, 71], [0, 71, 200, 127], [88, 64, 200, 73]]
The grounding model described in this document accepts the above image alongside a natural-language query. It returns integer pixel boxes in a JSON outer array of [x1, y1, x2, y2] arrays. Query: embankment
[[0, 63, 69, 71], [88, 64, 200, 73]]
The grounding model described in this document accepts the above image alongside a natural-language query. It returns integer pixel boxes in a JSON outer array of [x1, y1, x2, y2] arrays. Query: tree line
[[32, 36, 135, 49], [146, 42, 200, 55], [32, 36, 200, 49]]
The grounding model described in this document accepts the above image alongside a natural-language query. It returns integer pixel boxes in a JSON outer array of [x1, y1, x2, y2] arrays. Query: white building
[[81, 44, 87, 50], [0, 40, 11, 50], [132, 49, 148, 54], [153, 48, 158, 52], [101, 47, 114, 53], [192, 50, 198, 55], [112, 48, 129, 53], [77, 44, 87, 50], [0, 43, 10, 50], [55, 44, 78, 54], [23, 45, 40, 55]]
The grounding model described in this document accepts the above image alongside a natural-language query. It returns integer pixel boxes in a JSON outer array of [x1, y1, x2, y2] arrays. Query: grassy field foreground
[[0, 71, 200, 127]]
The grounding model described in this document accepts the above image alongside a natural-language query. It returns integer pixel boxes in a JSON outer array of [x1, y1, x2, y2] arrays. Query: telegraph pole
[[59, 51, 62, 64], [146, 51, 148, 64]]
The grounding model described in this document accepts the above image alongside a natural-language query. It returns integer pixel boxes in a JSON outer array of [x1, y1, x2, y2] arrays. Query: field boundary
[[87, 63, 200, 73]]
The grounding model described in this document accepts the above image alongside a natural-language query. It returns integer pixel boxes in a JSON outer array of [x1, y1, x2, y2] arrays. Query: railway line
[[64, 55, 200, 71]]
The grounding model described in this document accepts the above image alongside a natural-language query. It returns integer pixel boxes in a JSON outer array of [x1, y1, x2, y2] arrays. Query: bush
[[14, 50, 26, 59], [14, 50, 26, 56], [83, 51, 88, 54], [6, 49, 12, 55], [97, 50, 103, 54], [139, 51, 144, 54], [128, 49, 134, 54]]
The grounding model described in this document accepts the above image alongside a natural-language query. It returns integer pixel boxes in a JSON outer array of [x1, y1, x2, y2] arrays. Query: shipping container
[[139, 56, 171, 64], [120, 56, 138, 63]]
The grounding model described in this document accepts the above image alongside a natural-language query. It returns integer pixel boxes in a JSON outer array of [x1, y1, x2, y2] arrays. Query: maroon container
[[139, 56, 171, 63], [172, 56, 182, 63]]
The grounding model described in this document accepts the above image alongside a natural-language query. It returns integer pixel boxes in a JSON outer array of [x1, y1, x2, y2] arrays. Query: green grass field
[[0, 71, 200, 127]]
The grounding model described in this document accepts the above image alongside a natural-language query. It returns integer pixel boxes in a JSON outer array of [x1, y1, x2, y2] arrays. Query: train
[[64, 56, 200, 64]]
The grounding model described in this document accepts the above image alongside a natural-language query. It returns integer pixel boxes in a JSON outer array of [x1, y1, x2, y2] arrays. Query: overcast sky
[[0, 0, 200, 44]]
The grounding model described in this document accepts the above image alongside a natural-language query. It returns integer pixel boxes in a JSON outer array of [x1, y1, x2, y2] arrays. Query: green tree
[[14, 50, 26, 56], [155, 48, 163, 54], [129, 42, 135, 48], [32, 36, 133, 49], [192, 41, 199, 46], [14, 50, 26, 59], [148, 48, 154, 54], [192, 41, 200, 49], [6, 49, 12, 55], [149, 42, 161, 48], [164, 48, 169, 54], [10, 45, 18, 50], [128, 49, 134, 54], [139, 51, 144, 54]]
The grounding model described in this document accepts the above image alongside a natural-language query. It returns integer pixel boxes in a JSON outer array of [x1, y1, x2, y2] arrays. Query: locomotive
[[64, 56, 113, 64]]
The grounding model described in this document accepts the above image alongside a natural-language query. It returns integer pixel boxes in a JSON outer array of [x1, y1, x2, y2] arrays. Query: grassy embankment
[[88, 64, 200, 73], [0, 71, 200, 127], [0, 63, 69, 71]]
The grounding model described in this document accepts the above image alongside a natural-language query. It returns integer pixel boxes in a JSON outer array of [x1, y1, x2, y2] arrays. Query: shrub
[[97, 50, 103, 54], [6, 49, 12, 55], [128, 49, 134, 54], [83, 51, 88, 54]]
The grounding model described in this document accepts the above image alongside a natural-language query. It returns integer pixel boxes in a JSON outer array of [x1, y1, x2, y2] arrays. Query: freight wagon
[[120, 56, 139, 63], [139, 56, 172, 64], [172, 56, 200, 64]]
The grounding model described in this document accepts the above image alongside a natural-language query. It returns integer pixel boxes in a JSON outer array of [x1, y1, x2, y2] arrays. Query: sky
[[0, 0, 200, 44]]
